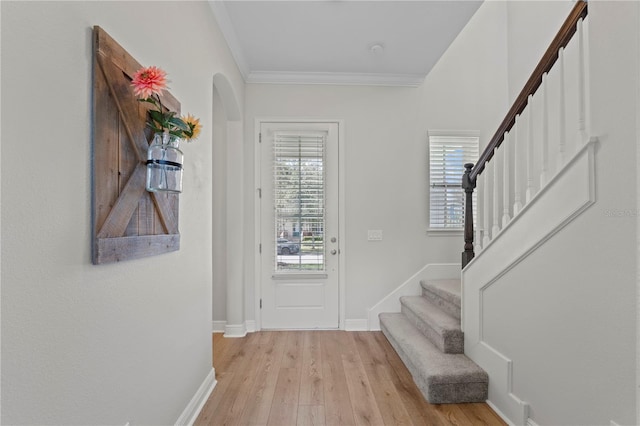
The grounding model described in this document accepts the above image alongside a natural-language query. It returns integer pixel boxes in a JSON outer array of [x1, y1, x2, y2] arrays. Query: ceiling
[[209, 0, 483, 87]]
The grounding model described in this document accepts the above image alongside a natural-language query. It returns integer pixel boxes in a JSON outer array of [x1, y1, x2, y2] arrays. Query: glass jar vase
[[146, 132, 184, 193]]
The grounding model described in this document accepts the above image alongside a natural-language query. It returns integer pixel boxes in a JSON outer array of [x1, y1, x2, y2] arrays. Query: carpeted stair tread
[[421, 279, 461, 320], [400, 295, 463, 354], [379, 312, 488, 404], [421, 279, 461, 306]]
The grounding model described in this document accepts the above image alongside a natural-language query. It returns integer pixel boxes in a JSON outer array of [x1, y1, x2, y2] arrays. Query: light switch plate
[[368, 230, 383, 241]]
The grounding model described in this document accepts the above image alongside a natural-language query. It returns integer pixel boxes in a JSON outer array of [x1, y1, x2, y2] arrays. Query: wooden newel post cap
[[462, 163, 476, 190]]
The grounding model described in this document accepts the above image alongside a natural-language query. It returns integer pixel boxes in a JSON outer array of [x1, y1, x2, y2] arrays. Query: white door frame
[[254, 118, 346, 330]]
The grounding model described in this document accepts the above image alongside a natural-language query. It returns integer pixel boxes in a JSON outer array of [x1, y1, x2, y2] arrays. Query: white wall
[[241, 0, 509, 323], [1, 1, 243, 424], [464, 1, 638, 424], [505, 1, 575, 104]]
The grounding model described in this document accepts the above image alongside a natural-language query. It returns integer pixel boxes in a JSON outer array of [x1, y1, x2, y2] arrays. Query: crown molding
[[246, 71, 425, 87], [208, 0, 250, 80]]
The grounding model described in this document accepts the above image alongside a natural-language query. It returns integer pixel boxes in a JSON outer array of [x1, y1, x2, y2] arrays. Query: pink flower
[[131, 66, 168, 98]]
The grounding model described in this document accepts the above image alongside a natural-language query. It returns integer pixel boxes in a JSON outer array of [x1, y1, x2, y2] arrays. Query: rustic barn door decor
[[92, 26, 180, 264]]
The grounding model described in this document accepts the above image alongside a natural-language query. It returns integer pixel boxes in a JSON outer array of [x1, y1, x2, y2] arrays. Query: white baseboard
[[344, 319, 368, 331], [212, 320, 255, 334], [212, 321, 226, 333], [367, 263, 459, 330], [487, 400, 516, 426], [224, 323, 247, 338], [175, 367, 216, 426]]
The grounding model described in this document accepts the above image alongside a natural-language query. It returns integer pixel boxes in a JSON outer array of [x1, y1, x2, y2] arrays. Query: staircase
[[379, 279, 488, 404]]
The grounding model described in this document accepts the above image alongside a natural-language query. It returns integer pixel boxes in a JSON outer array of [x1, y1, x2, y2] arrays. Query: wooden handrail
[[461, 0, 588, 268], [470, 0, 588, 181]]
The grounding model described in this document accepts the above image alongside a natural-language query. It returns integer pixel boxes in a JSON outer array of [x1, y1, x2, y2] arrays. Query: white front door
[[259, 121, 340, 329]]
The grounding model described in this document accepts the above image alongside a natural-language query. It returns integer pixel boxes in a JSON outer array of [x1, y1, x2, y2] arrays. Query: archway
[[211, 73, 245, 338]]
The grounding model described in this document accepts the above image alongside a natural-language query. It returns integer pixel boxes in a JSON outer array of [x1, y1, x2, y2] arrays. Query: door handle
[[330, 249, 337, 255]]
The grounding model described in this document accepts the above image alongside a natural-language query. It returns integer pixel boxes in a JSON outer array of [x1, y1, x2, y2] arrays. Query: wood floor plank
[[210, 334, 267, 426], [267, 367, 301, 426], [372, 331, 447, 426], [299, 331, 324, 406], [297, 405, 326, 426], [461, 403, 507, 426], [321, 331, 357, 426], [282, 330, 305, 369], [341, 333, 386, 425], [353, 332, 414, 426], [236, 331, 288, 426], [435, 404, 476, 426]]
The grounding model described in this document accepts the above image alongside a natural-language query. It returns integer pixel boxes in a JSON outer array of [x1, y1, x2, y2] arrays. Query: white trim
[[636, 5, 640, 424], [224, 323, 247, 338], [211, 321, 226, 333], [463, 138, 597, 426], [426, 229, 464, 237], [246, 71, 424, 87], [212, 320, 255, 334], [526, 419, 540, 426], [174, 368, 217, 426], [486, 400, 516, 426], [344, 319, 369, 331], [367, 263, 460, 331], [254, 118, 346, 331], [207, 1, 250, 81]]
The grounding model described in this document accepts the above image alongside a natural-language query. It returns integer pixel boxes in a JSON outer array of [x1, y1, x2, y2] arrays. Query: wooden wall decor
[[92, 26, 180, 264]]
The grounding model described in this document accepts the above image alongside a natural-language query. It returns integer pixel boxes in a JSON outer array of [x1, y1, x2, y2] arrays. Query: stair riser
[[422, 288, 461, 320], [401, 303, 463, 354]]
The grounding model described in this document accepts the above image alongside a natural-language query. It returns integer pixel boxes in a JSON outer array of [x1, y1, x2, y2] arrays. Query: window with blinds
[[273, 132, 326, 272], [429, 134, 479, 230]]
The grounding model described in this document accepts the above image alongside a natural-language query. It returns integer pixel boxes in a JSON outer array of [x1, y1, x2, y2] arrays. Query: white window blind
[[273, 132, 326, 271], [429, 134, 478, 230]]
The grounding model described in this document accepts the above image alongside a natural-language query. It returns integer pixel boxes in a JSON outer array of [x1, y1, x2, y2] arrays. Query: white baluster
[[475, 176, 484, 253], [482, 170, 491, 246], [558, 47, 567, 169], [541, 73, 549, 187], [502, 132, 511, 227], [513, 115, 523, 215], [525, 95, 535, 203], [492, 156, 500, 238], [577, 17, 587, 145]]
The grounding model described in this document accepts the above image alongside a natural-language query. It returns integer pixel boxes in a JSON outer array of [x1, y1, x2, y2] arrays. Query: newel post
[[462, 163, 476, 268]]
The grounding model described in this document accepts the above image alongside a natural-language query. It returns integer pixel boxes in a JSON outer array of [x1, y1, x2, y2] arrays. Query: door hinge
[[257, 188, 262, 198], [260, 299, 262, 309], [259, 243, 262, 253], [259, 133, 262, 143]]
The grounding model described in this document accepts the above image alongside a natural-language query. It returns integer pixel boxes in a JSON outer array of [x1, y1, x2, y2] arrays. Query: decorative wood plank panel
[[92, 26, 180, 264]]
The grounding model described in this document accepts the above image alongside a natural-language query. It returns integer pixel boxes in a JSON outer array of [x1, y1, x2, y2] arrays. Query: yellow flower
[[181, 114, 202, 141]]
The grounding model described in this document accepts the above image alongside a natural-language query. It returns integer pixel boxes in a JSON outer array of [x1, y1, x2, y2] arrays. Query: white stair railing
[[462, 1, 589, 267]]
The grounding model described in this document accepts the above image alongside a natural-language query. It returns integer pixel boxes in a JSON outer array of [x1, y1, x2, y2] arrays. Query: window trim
[[427, 130, 479, 234]]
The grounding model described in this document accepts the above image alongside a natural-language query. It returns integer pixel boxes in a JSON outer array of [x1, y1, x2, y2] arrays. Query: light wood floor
[[195, 331, 506, 426]]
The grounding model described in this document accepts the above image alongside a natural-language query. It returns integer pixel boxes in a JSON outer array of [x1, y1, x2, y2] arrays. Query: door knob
[[330, 249, 337, 255]]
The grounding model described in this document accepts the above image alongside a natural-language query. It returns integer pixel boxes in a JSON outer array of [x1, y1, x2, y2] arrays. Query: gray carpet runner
[[379, 279, 488, 404]]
